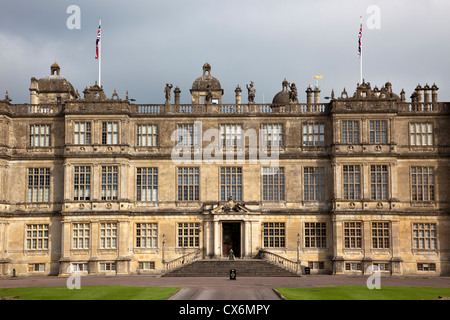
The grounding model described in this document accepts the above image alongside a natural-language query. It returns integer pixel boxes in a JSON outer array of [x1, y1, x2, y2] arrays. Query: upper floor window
[[343, 165, 361, 200], [370, 165, 388, 200], [177, 167, 199, 201], [304, 167, 325, 201], [136, 168, 158, 201], [74, 166, 91, 201], [342, 121, 359, 144], [27, 168, 50, 202], [262, 124, 284, 147], [262, 167, 285, 201], [369, 120, 387, 144], [302, 123, 324, 146], [220, 124, 243, 148], [137, 124, 158, 147], [411, 167, 435, 201], [410, 123, 433, 146], [101, 166, 118, 200], [102, 122, 119, 145], [74, 122, 91, 145], [30, 124, 51, 147], [220, 167, 242, 201], [177, 124, 199, 147]]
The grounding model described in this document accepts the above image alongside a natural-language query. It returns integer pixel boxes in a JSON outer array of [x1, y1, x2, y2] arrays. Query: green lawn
[[0, 286, 180, 300], [275, 285, 450, 300]]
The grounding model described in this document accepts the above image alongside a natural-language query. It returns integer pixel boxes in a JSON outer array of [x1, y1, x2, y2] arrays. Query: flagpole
[[98, 18, 102, 87], [359, 16, 363, 85]]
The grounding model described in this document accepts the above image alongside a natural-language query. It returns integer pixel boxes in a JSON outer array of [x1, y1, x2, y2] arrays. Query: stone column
[[213, 220, 221, 258], [174, 87, 181, 105], [235, 85, 242, 105]]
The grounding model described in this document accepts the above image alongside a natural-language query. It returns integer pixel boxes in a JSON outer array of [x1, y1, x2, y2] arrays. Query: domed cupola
[[29, 62, 76, 104], [190, 63, 224, 104]]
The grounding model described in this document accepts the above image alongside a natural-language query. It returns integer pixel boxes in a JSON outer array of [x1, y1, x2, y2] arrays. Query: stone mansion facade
[[0, 62, 448, 277]]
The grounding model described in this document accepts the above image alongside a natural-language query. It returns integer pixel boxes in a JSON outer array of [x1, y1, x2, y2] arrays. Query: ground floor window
[[373, 262, 390, 272], [177, 222, 201, 247], [262, 222, 285, 248], [417, 263, 436, 272], [71, 263, 88, 272], [28, 263, 45, 272], [26, 224, 49, 250], [308, 261, 325, 270], [138, 262, 155, 270], [99, 262, 116, 271], [304, 222, 326, 248], [345, 262, 362, 271]]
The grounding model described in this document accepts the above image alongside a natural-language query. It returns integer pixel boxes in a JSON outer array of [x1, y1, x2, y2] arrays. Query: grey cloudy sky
[[0, 0, 449, 104]]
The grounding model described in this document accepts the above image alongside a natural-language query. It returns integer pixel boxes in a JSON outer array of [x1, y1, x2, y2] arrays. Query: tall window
[[177, 124, 199, 146], [177, 167, 199, 201], [413, 223, 437, 250], [369, 120, 387, 144], [342, 121, 359, 144], [74, 166, 91, 201], [27, 168, 50, 202], [344, 222, 362, 248], [74, 122, 91, 145], [101, 166, 118, 200], [102, 122, 119, 145], [304, 222, 327, 248], [370, 165, 388, 200], [72, 223, 90, 249], [262, 167, 285, 201], [136, 223, 158, 248], [136, 168, 158, 201], [137, 124, 158, 147], [262, 222, 285, 248], [304, 167, 325, 201], [302, 123, 324, 146], [262, 124, 284, 147], [410, 123, 433, 146], [220, 124, 243, 148], [177, 222, 200, 248], [343, 165, 361, 200], [26, 224, 49, 250], [372, 222, 390, 249], [411, 167, 435, 201], [100, 223, 117, 249], [220, 167, 242, 201], [30, 124, 51, 147]]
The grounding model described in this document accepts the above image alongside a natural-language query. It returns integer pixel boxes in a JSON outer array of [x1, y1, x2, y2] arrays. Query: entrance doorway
[[222, 222, 241, 258]]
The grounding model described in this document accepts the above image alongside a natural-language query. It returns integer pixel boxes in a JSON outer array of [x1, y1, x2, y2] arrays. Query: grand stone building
[[0, 62, 449, 277]]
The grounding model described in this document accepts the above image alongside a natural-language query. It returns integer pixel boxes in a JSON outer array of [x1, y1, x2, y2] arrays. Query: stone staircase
[[162, 259, 300, 277]]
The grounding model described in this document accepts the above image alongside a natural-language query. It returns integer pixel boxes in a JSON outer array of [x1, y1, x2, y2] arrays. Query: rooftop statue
[[247, 81, 256, 103]]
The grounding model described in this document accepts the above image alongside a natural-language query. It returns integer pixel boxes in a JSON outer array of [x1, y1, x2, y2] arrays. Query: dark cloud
[[0, 0, 448, 104]]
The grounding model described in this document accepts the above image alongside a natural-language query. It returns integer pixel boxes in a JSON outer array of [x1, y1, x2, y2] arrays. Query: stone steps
[[162, 259, 300, 277]]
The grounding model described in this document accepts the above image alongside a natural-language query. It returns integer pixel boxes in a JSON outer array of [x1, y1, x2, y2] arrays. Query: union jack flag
[[95, 23, 101, 60], [358, 20, 362, 58]]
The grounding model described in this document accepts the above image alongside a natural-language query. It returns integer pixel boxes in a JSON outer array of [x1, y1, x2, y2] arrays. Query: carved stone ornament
[[211, 196, 250, 213]]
